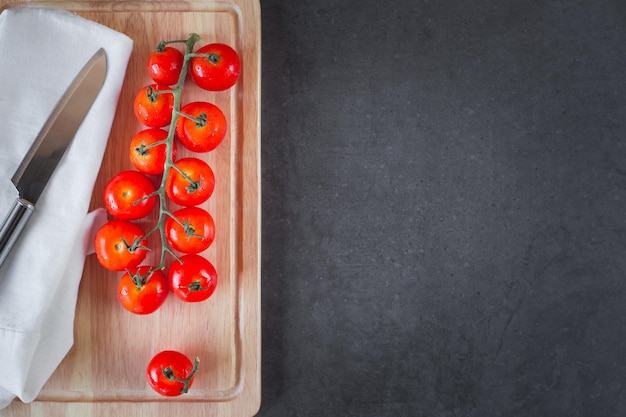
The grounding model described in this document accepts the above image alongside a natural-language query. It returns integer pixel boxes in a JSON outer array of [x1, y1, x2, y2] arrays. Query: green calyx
[[161, 357, 200, 394]]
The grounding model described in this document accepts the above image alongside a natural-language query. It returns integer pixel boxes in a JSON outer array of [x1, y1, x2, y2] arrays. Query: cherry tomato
[[94, 220, 148, 271], [133, 84, 174, 128], [103, 170, 157, 220], [129, 128, 177, 175], [175, 101, 227, 153], [165, 157, 215, 206], [147, 46, 184, 85], [190, 43, 241, 91], [168, 254, 217, 302], [117, 266, 169, 315], [165, 207, 215, 254], [146, 350, 199, 396]]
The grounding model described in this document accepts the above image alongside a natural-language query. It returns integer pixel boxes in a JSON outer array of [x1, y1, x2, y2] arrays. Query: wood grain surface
[[0, 1, 261, 416]]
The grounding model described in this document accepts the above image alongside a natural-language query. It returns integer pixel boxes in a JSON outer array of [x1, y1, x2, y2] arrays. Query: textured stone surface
[[259, 1, 626, 415]]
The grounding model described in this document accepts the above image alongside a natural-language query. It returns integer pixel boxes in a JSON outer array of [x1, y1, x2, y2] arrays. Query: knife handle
[[0, 198, 35, 268]]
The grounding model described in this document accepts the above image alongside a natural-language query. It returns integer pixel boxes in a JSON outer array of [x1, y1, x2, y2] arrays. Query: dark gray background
[[258, 1, 626, 416]]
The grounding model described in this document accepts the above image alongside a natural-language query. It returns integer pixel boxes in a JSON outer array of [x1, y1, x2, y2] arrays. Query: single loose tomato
[[146, 350, 199, 396], [147, 46, 184, 85], [168, 254, 217, 302], [129, 128, 177, 175], [165, 207, 215, 254], [165, 157, 215, 206], [190, 43, 241, 91], [103, 170, 157, 220], [94, 220, 148, 271], [133, 84, 174, 128], [175, 101, 227, 153], [118, 266, 169, 315]]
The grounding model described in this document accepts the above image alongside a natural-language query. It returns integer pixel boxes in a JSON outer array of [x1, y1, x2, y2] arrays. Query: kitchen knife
[[0, 48, 108, 268]]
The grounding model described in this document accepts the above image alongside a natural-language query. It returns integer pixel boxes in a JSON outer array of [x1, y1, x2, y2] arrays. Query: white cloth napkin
[[0, 7, 132, 408]]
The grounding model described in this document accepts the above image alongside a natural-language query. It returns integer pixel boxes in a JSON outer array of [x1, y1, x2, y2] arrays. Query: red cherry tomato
[[133, 84, 174, 128], [146, 350, 199, 396], [129, 128, 177, 175], [168, 254, 217, 302], [190, 43, 241, 91], [165, 157, 215, 206], [103, 170, 157, 220], [165, 207, 215, 254], [94, 220, 148, 271], [175, 101, 227, 153], [147, 46, 184, 85], [117, 266, 169, 315]]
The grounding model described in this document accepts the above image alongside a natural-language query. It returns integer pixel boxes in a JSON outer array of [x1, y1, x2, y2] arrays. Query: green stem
[[161, 357, 200, 394], [155, 39, 191, 53], [187, 52, 220, 64], [132, 139, 167, 165], [121, 237, 150, 253], [186, 280, 210, 293], [148, 33, 201, 273], [171, 163, 199, 187], [133, 190, 160, 206], [142, 139, 168, 149], [167, 215, 205, 240], [176, 110, 206, 126], [129, 268, 151, 290]]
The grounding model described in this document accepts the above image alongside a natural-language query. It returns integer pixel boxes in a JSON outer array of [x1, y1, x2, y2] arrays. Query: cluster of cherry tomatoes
[[93, 34, 240, 396]]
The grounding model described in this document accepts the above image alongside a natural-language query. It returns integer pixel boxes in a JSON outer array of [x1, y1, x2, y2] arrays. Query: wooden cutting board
[[0, 1, 261, 416]]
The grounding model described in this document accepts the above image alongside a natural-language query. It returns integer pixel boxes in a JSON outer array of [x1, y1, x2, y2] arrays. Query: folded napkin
[[0, 8, 132, 408]]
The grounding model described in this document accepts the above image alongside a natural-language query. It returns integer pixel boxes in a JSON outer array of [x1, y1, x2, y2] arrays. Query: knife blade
[[0, 48, 108, 267]]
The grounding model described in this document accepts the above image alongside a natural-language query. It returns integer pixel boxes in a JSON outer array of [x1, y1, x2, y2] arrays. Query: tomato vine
[[96, 32, 240, 324], [138, 33, 201, 271]]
